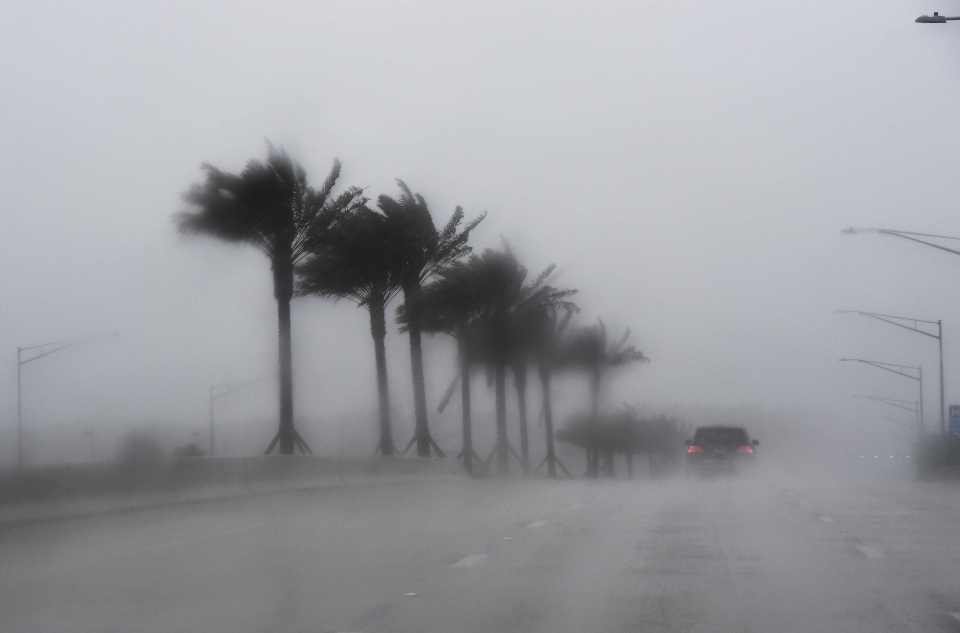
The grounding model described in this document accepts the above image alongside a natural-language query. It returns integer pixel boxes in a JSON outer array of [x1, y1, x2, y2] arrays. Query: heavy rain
[[4, 2, 960, 632]]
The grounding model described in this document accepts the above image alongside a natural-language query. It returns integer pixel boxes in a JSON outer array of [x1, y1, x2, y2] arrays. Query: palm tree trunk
[[458, 332, 473, 476], [273, 260, 296, 455], [587, 366, 602, 477], [495, 361, 508, 474], [513, 362, 530, 473], [369, 296, 395, 457], [539, 363, 557, 478], [605, 450, 615, 477], [403, 283, 433, 457]]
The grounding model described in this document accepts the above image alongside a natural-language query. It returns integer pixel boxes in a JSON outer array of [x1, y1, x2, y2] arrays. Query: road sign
[[950, 405, 960, 437]]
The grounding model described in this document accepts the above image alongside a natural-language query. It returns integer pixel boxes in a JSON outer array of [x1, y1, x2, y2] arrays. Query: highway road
[[5, 469, 960, 632]]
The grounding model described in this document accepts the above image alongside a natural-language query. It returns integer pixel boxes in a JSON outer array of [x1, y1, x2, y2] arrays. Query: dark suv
[[685, 425, 758, 475]]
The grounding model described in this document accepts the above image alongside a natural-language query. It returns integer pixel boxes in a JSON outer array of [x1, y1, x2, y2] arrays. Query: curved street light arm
[[853, 395, 919, 415], [840, 358, 920, 381]]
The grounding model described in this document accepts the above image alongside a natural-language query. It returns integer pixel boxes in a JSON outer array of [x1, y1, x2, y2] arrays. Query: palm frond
[[376, 181, 484, 291], [176, 144, 361, 275], [296, 204, 404, 309]]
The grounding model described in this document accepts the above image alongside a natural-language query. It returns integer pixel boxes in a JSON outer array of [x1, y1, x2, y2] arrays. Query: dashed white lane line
[[403, 592, 418, 597], [525, 520, 548, 529], [503, 536, 513, 541], [818, 515, 834, 523], [854, 543, 884, 559], [450, 553, 489, 568]]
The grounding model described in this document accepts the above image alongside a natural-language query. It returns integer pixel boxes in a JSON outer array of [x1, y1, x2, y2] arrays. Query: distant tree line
[[557, 408, 685, 478], [176, 143, 653, 478]]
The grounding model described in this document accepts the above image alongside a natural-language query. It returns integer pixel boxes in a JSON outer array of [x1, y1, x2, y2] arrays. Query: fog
[[4, 0, 960, 469], [12, 4, 960, 632]]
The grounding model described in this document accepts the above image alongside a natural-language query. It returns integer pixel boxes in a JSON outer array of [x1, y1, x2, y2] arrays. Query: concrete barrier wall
[[0, 457, 461, 523]]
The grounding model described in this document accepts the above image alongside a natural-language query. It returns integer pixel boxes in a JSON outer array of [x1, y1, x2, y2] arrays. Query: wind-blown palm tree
[[296, 207, 403, 456], [177, 145, 364, 454], [401, 262, 486, 474], [379, 181, 484, 457], [504, 260, 578, 474], [522, 295, 578, 478], [511, 357, 531, 472], [435, 248, 574, 474], [462, 249, 530, 474], [560, 320, 649, 476]]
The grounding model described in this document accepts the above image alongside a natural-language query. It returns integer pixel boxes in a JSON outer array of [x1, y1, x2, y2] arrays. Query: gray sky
[[4, 0, 960, 465]]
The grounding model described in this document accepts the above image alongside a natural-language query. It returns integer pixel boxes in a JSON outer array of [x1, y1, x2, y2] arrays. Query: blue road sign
[[950, 405, 960, 437]]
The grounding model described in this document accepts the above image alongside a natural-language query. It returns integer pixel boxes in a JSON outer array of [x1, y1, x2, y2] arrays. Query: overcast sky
[[4, 0, 960, 465]]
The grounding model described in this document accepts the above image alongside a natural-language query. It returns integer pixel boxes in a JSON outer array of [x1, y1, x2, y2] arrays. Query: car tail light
[[687, 445, 704, 455], [736, 445, 754, 455]]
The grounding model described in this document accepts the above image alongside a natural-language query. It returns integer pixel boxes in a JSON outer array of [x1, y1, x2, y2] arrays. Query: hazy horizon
[[4, 0, 959, 465]]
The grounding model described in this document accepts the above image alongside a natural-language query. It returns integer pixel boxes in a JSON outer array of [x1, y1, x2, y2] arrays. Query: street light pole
[[837, 311, 945, 436], [840, 226, 960, 433], [919, 365, 925, 435], [16, 347, 23, 469], [208, 386, 216, 458], [916, 11, 960, 23], [15, 333, 116, 469], [842, 227, 960, 258], [939, 319, 946, 435], [208, 377, 266, 458], [839, 357, 925, 432], [910, 12, 960, 422], [852, 395, 922, 430]]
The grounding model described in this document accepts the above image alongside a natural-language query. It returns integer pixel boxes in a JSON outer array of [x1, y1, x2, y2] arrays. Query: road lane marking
[[818, 515, 834, 523], [502, 536, 513, 540], [144, 521, 268, 553], [451, 553, 488, 568], [403, 592, 418, 597], [854, 543, 884, 559], [525, 520, 548, 529]]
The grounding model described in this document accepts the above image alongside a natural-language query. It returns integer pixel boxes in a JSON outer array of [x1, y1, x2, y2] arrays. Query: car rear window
[[694, 427, 749, 446]]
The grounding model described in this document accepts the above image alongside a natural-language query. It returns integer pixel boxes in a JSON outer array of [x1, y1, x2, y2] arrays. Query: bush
[[556, 409, 685, 466], [117, 431, 166, 466], [173, 443, 206, 458]]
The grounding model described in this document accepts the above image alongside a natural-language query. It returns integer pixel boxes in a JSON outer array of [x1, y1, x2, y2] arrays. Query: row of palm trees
[[176, 144, 648, 477]]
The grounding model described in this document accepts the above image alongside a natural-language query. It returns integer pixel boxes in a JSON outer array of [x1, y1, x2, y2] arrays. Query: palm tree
[[556, 409, 642, 477], [378, 181, 484, 457], [296, 207, 403, 457], [177, 144, 364, 454], [560, 320, 649, 477], [522, 297, 578, 478], [463, 249, 530, 474], [506, 262, 578, 474], [512, 358, 530, 472], [401, 262, 486, 474], [449, 249, 574, 475]]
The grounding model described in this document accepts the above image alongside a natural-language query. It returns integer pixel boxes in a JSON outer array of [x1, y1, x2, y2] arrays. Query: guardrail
[[0, 456, 460, 523]]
